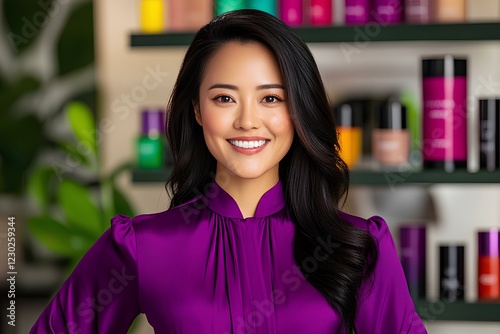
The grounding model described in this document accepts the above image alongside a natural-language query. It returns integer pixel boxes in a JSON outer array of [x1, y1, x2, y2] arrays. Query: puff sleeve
[[30, 215, 140, 333], [355, 216, 428, 334]]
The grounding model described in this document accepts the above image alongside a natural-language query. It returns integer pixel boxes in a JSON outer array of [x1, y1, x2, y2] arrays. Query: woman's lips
[[227, 139, 270, 155]]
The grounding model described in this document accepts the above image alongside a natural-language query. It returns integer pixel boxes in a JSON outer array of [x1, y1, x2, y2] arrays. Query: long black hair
[[165, 9, 378, 333]]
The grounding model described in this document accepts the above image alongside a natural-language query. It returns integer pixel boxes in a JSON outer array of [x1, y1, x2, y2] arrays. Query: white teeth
[[229, 140, 267, 149]]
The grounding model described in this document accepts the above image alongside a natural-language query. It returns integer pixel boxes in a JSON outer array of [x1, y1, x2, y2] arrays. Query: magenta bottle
[[422, 57, 468, 171], [280, 0, 303, 26], [400, 225, 427, 299], [310, 0, 332, 26], [405, 0, 432, 23], [373, 0, 403, 24], [344, 0, 370, 25]]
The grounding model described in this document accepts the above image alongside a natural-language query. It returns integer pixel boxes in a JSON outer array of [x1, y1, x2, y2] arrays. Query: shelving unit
[[414, 300, 500, 322], [129, 22, 500, 324], [130, 22, 500, 47], [132, 168, 500, 185]]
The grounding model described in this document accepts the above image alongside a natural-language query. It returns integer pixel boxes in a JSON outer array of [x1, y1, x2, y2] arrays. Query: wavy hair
[[165, 9, 378, 333]]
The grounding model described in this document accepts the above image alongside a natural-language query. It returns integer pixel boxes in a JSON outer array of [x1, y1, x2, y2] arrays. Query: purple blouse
[[31, 180, 427, 333]]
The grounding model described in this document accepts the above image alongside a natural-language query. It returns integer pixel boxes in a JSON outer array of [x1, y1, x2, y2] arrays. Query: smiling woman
[[193, 41, 294, 218], [30, 9, 427, 334]]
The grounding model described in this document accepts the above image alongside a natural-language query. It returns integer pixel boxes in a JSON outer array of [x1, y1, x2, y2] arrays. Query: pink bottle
[[280, 0, 303, 26], [310, 0, 332, 26]]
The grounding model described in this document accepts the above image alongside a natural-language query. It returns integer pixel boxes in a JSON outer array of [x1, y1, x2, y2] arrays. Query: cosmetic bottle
[[467, 0, 500, 22], [280, 0, 303, 26], [310, 0, 333, 26], [333, 102, 363, 168], [140, 0, 163, 33], [478, 229, 500, 300], [479, 99, 500, 171], [373, 0, 403, 24], [422, 56, 467, 172], [248, 0, 278, 16], [137, 109, 165, 169], [400, 225, 427, 299], [434, 0, 466, 22], [170, 0, 213, 31], [404, 0, 431, 23], [372, 100, 410, 167], [439, 245, 465, 302], [215, 0, 246, 16], [344, 0, 370, 25]]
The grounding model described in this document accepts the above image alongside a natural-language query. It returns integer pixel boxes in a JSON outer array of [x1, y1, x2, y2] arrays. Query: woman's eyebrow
[[208, 83, 238, 90], [207, 83, 285, 90], [256, 84, 284, 90]]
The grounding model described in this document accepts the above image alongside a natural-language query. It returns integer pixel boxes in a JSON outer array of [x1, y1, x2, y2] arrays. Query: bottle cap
[[478, 229, 499, 257], [376, 100, 407, 130], [422, 56, 467, 77], [142, 109, 165, 135], [333, 101, 363, 127]]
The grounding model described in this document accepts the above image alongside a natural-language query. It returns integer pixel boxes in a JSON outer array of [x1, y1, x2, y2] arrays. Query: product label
[[422, 77, 467, 161], [345, 0, 369, 23], [478, 256, 500, 299]]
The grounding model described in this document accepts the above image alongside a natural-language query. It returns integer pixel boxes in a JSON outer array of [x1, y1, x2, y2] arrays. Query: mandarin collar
[[204, 179, 286, 219]]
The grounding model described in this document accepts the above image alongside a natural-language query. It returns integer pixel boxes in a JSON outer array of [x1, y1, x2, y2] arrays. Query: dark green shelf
[[414, 300, 500, 322], [349, 170, 500, 185], [132, 167, 171, 183], [130, 22, 500, 47], [132, 168, 500, 185]]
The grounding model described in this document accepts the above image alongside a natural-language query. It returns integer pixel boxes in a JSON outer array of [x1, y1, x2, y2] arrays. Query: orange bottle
[[478, 230, 500, 300], [334, 102, 363, 168]]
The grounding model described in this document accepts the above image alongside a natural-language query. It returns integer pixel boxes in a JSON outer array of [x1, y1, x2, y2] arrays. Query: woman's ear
[[193, 102, 202, 126]]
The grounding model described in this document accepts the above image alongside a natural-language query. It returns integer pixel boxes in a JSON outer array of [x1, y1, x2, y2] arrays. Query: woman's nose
[[233, 101, 261, 130]]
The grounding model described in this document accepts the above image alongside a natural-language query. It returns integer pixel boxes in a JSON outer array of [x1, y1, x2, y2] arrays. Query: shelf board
[[132, 167, 171, 183], [130, 22, 500, 47], [414, 300, 500, 322], [349, 170, 500, 185], [132, 168, 500, 185]]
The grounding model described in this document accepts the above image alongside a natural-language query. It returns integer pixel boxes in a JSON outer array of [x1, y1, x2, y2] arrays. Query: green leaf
[[57, 179, 102, 236], [65, 101, 97, 156], [27, 215, 94, 257], [112, 184, 135, 218], [26, 166, 55, 212], [57, 140, 91, 168]]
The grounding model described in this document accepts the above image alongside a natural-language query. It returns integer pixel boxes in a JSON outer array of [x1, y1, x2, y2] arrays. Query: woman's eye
[[262, 96, 283, 103], [214, 95, 233, 103]]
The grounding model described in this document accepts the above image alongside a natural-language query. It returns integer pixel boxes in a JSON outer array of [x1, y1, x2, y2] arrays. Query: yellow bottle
[[338, 127, 362, 168], [334, 102, 363, 168], [141, 0, 164, 33]]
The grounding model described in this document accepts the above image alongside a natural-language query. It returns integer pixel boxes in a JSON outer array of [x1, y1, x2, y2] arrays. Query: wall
[[94, 1, 500, 333]]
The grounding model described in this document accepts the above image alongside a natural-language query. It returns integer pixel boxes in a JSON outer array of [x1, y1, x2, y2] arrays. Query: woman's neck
[[215, 169, 279, 219]]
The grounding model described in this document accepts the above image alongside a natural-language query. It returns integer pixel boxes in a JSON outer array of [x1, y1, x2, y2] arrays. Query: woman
[[31, 9, 426, 334]]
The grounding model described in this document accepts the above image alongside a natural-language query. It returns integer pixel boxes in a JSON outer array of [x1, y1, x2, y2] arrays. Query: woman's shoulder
[[338, 210, 390, 241], [110, 194, 206, 232]]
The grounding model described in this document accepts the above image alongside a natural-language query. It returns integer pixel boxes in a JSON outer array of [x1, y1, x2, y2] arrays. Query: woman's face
[[195, 41, 294, 185]]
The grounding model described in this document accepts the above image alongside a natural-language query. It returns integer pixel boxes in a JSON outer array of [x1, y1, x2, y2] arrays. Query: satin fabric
[[31, 179, 427, 333]]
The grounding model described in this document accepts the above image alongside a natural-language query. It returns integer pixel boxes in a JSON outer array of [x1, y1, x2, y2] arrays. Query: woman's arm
[[355, 215, 428, 334], [30, 215, 140, 333]]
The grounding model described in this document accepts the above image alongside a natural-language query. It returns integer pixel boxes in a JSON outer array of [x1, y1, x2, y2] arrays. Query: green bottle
[[215, 0, 246, 16], [137, 109, 165, 169], [247, 0, 277, 16]]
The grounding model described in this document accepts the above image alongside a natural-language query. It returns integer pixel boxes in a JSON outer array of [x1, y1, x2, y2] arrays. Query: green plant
[[27, 101, 135, 271]]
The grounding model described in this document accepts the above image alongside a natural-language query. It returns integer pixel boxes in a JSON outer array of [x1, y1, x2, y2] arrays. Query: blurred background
[[1, 0, 500, 333]]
